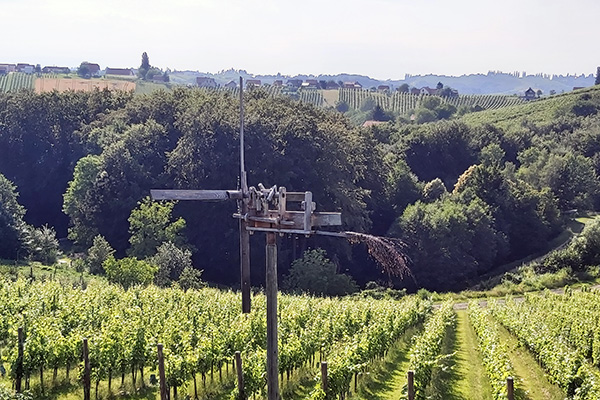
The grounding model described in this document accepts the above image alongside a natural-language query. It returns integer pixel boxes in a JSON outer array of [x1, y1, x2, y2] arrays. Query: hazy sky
[[2, 0, 598, 79]]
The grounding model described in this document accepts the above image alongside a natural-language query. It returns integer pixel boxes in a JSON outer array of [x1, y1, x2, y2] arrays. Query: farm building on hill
[[0, 64, 16, 74], [524, 87, 537, 100], [246, 79, 261, 87], [196, 77, 217, 88], [105, 68, 135, 76], [16, 63, 35, 73], [287, 79, 302, 88], [343, 81, 362, 89], [272, 80, 283, 87], [302, 79, 319, 88], [419, 87, 437, 95], [378, 85, 390, 92], [326, 81, 340, 89], [80, 62, 101, 76], [42, 66, 70, 74], [224, 80, 237, 88]]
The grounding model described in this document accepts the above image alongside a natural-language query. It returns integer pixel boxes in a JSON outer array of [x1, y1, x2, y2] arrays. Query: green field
[[1, 269, 599, 399]]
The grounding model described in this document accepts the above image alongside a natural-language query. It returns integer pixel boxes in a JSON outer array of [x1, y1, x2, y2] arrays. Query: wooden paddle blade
[[151, 189, 241, 201]]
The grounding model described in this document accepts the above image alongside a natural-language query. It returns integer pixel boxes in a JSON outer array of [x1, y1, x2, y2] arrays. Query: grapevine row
[[338, 88, 524, 114], [314, 296, 430, 399], [468, 301, 515, 399], [0, 278, 429, 399], [489, 294, 600, 399], [407, 300, 455, 399]]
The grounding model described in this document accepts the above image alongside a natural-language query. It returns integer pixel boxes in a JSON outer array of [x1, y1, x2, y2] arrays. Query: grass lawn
[[352, 325, 420, 400], [451, 310, 493, 400]]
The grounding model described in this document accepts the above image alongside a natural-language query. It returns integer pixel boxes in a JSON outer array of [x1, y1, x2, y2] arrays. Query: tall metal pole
[[265, 232, 279, 400], [239, 76, 251, 313]]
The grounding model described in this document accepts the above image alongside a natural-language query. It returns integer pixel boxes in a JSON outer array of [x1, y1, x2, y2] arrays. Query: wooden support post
[[235, 351, 245, 400], [239, 76, 251, 314], [15, 327, 23, 393], [240, 214, 251, 313], [407, 370, 415, 400], [266, 232, 279, 400], [507, 376, 514, 400], [158, 344, 168, 400], [82, 338, 91, 400], [321, 361, 328, 392]]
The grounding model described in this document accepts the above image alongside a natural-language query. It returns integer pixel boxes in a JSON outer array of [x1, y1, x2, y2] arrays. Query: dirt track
[[437, 284, 600, 310]]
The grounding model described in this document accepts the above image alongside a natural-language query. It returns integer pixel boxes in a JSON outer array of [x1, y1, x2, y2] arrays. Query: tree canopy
[[0, 173, 26, 259], [1, 85, 600, 291]]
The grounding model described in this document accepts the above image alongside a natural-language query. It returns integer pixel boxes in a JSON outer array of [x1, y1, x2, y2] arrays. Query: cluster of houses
[[196, 76, 369, 90], [0, 63, 38, 74], [195, 77, 466, 96], [0, 61, 140, 78]]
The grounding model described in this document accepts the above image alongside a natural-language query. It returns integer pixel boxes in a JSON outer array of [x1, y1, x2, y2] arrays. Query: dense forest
[[0, 86, 599, 291]]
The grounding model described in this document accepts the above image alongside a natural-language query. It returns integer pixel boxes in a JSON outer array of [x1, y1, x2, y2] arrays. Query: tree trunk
[[95, 380, 99, 400], [108, 370, 112, 392], [132, 366, 137, 387]]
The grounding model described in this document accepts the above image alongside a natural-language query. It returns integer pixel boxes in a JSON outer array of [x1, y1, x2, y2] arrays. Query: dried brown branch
[[345, 231, 414, 280]]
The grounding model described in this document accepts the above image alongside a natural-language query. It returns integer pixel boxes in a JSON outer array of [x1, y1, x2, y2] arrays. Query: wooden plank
[[151, 189, 242, 201], [285, 192, 309, 202], [303, 192, 313, 232], [261, 210, 342, 227]]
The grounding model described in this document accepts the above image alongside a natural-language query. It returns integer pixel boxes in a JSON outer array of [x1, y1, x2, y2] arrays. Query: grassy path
[[352, 325, 419, 400], [494, 320, 565, 400], [451, 310, 494, 400]]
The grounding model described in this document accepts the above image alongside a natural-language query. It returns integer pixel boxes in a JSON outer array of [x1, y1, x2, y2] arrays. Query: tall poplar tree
[[139, 52, 150, 80]]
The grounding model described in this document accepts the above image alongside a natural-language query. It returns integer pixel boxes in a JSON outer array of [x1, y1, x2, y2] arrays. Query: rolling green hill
[[460, 85, 600, 130]]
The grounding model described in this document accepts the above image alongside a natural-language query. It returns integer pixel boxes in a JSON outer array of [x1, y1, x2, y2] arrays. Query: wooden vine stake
[[82, 338, 91, 400], [407, 370, 415, 400], [321, 361, 328, 392], [507, 376, 514, 400], [15, 327, 23, 393], [235, 351, 245, 400], [158, 344, 168, 400]]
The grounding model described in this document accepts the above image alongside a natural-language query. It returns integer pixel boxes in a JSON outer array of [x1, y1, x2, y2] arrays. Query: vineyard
[[0, 278, 430, 399], [0, 73, 35, 93], [1, 276, 600, 400], [338, 88, 525, 115]]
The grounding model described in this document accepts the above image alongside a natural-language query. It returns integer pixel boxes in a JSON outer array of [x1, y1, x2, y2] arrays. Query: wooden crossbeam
[[151, 189, 242, 201]]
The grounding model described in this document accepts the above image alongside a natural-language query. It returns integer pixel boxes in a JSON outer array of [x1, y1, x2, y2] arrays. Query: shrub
[[103, 256, 157, 289]]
